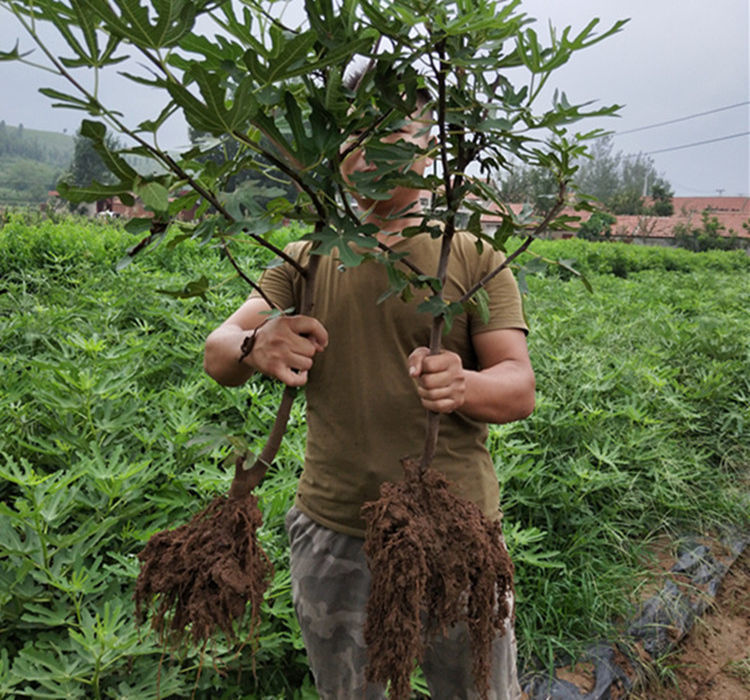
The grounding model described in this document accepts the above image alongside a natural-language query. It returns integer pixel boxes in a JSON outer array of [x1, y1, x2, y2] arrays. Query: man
[[203, 85, 534, 699]]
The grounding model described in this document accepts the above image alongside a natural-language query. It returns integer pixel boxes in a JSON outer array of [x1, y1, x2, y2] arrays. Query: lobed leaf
[[0, 40, 32, 61]]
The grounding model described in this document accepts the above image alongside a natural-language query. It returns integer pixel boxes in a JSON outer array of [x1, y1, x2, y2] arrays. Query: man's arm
[[407, 328, 535, 423], [204, 296, 328, 387]]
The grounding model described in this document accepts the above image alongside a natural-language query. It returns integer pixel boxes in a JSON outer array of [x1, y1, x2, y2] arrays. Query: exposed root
[[134, 491, 272, 651], [133, 253, 317, 660], [362, 458, 514, 700]]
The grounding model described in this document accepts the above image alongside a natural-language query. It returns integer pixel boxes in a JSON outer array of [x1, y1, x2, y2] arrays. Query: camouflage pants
[[286, 506, 522, 700]]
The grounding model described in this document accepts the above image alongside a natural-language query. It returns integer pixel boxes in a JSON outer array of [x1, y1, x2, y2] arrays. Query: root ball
[[134, 493, 272, 649], [362, 459, 514, 700]]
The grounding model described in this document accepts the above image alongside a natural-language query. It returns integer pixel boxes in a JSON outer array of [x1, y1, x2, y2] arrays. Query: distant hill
[[0, 121, 74, 206], [0, 121, 173, 207], [0, 122, 74, 167], [0, 120, 73, 206]]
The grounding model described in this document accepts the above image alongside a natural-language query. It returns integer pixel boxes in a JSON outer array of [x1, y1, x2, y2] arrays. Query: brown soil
[[133, 386, 296, 654], [638, 546, 750, 699], [555, 662, 596, 695], [361, 458, 514, 700], [549, 543, 750, 700], [134, 491, 272, 649]]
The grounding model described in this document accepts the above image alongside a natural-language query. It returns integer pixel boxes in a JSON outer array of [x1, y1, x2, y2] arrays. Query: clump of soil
[[134, 259, 314, 655], [134, 477, 272, 649], [362, 458, 514, 700]]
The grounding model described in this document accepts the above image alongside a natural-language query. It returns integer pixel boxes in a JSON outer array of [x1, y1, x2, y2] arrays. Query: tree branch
[[458, 181, 568, 305], [229, 239, 322, 498], [334, 177, 429, 278], [14, 16, 308, 277], [419, 40, 456, 473], [219, 239, 280, 311], [230, 129, 328, 224]]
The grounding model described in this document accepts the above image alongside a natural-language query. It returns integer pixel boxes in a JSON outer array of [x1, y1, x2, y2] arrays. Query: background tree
[[577, 210, 616, 241], [3, 158, 58, 201], [188, 127, 297, 207], [497, 162, 559, 215], [0, 122, 43, 160], [575, 133, 668, 214], [0, 121, 67, 204], [571, 132, 620, 206], [648, 179, 674, 216], [64, 127, 122, 188], [499, 133, 673, 218], [674, 210, 742, 251]]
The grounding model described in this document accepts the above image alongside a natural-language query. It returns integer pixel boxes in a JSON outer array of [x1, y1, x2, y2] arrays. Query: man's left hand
[[408, 347, 466, 414]]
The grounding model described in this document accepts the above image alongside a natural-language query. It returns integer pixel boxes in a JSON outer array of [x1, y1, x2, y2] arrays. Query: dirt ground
[[547, 542, 750, 700], [640, 545, 750, 699]]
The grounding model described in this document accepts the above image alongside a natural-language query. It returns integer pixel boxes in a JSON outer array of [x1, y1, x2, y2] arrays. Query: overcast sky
[[1, 0, 748, 196]]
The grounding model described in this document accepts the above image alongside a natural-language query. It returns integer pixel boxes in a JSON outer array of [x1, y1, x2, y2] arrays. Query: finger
[[408, 347, 430, 377], [284, 336, 319, 362], [417, 365, 450, 391], [421, 351, 460, 374], [416, 383, 455, 401], [286, 351, 314, 372], [420, 396, 458, 414], [417, 368, 454, 390], [276, 366, 309, 387], [289, 316, 329, 351]]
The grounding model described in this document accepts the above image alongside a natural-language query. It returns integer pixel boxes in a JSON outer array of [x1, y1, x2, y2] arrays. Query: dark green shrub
[[513, 236, 750, 279]]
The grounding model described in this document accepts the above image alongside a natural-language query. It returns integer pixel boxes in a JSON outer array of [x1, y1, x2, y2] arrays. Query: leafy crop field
[[1, 215, 748, 699]]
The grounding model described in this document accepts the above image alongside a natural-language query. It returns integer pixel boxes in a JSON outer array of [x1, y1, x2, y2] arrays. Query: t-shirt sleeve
[[469, 246, 528, 336], [248, 241, 306, 311]]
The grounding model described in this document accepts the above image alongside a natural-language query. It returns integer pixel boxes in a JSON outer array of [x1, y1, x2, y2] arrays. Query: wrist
[[238, 320, 267, 367], [454, 368, 475, 414]]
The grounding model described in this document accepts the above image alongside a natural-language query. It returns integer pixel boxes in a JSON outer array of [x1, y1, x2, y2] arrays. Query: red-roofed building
[[474, 196, 750, 252], [46, 191, 197, 221], [608, 197, 749, 249]]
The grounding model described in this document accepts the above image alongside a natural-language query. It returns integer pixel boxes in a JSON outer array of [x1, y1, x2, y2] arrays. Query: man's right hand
[[247, 315, 328, 387]]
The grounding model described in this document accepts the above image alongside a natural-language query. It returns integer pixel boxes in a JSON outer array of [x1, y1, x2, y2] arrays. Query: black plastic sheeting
[[521, 531, 749, 700]]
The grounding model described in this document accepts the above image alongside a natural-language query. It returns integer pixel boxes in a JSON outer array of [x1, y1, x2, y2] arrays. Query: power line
[[645, 131, 750, 155], [615, 101, 750, 135], [671, 180, 748, 197]]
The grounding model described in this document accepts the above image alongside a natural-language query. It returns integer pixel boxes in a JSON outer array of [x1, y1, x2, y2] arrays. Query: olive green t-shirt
[[254, 231, 528, 537]]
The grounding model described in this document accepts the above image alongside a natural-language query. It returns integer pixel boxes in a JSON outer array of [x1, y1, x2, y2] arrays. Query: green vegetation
[[575, 211, 617, 242], [499, 133, 675, 217], [0, 122, 73, 206], [0, 215, 310, 699], [673, 210, 747, 252], [515, 236, 750, 279], [63, 129, 122, 189], [727, 655, 750, 688], [0, 123, 161, 208], [0, 122, 73, 166], [0, 156, 60, 206], [1, 218, 748, 697], [500, 267, 749, 666], [0, 6, 631, 691]]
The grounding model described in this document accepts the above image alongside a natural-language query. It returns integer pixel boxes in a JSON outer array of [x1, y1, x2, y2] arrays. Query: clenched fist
[[408, 347, 466, 413], [246, 315, 328, 387]]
